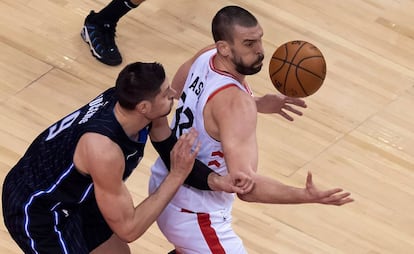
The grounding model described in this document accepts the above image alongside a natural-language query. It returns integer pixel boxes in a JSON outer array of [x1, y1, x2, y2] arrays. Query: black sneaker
[[81, 11, 122, 66]]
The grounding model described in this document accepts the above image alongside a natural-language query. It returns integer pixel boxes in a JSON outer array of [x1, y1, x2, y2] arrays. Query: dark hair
[[212, 5, 258, 43], [115, 62, 166, 110]]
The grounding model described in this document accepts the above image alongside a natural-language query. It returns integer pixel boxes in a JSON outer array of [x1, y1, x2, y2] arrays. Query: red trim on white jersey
[[207, 84, 239, 103]]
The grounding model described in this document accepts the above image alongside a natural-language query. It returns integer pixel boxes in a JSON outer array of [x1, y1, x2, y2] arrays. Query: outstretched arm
[[238, 171, 353, 205], [210, 85, 352, 206]]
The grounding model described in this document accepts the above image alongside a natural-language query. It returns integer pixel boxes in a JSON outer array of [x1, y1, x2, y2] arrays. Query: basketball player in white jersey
[[149, 6, 354, 253]]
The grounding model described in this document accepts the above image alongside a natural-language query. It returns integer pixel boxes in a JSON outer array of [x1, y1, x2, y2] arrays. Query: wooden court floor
[[1, 0, 414, 253]]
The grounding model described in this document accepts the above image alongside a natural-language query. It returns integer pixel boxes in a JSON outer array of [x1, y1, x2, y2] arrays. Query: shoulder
[[75, 133, 123, 175], [209, 85, 256, 108], [207, 86, 257, 122], [195, 45, 216, 59]]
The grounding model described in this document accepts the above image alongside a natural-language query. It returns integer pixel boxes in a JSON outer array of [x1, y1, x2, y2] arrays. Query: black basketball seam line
[[296, 56, 326, 79], [270, 56, 325, 79], [283, 42, 307, 95], [296, 55, 325, 96], [282, 44, 290, 94], [296, 73, 309, 96], [269, 57, 286, 76], [269, 45, 290, 75], [270, 56, 325, 97], [269, 45, 289, 92]]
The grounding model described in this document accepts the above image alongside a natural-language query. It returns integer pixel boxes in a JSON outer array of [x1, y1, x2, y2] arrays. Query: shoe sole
[[81, 26, 122, 66]]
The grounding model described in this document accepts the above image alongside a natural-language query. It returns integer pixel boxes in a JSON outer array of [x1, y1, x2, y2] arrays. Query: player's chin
[[254, 62, 263, 70], [162, 106, 173, 117], [251, 63, 263, 74]]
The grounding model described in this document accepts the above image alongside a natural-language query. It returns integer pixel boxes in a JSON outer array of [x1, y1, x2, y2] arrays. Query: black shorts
[[2, 170, 113, 254]]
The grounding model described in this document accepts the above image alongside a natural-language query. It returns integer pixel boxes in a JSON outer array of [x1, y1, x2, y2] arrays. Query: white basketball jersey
[[150, 49, 253, 212]]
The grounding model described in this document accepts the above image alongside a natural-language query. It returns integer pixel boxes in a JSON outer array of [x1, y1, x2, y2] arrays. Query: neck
[[213, 54, 245, 84], [113, 102, 149, 138]]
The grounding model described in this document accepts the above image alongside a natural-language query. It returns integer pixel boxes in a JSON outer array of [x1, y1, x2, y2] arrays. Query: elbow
[[116, 226, 145, 243], [118, 231, 144, 243]]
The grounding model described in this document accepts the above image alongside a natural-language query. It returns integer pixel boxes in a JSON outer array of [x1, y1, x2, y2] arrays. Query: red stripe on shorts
[[197, 213, 226, 254]]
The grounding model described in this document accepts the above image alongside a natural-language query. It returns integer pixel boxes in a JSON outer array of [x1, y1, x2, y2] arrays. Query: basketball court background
[[0, 0, 413, 253]]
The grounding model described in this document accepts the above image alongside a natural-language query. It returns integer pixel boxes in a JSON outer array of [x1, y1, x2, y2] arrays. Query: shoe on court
[[81, 11, 122, 66]]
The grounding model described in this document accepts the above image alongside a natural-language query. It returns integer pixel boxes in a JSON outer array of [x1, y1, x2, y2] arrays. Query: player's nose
[[169, 87, 177, 98]]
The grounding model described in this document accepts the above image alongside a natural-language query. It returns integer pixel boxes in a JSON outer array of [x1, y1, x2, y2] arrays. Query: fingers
[[305, 171, 313, 189], [230, 185, 247, 195], [281, 97, 306, 120], [321, 190, 354, 206], [170, 128, 200, 177], [305, 171, 354, 206], [211, 172, 255, 194], [228, 179, 254, 195], [334, 192, 353, 205], [285, 97, 307, 108], [283, 105, 303, 116], [337, 197, 354, 205], [190, 141, 201, 159], [279, 111, 294, 121], [280, 103, 304, 121], [321, 188, 343, 197], [234, 176, 255, 194], [175, 128, 199, 153], [231, 171, 255, 194]]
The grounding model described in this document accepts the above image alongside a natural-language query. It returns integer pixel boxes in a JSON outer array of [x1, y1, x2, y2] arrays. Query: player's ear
[[216, 41, 230, 56], [136, 100, 151, 114]]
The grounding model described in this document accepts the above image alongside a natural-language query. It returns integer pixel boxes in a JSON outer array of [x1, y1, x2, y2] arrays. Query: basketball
[[268, 40, 327, 98]]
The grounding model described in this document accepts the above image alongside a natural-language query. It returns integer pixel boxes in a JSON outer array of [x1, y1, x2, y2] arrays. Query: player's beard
[[233, 53, 264, 75]]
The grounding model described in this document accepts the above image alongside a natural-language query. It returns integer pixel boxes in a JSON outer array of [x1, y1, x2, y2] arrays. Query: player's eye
[[245, 42, 254, 47]]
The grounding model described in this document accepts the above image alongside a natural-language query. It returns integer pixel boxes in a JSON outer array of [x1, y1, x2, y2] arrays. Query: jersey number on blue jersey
[[45, 110, 80, 141]]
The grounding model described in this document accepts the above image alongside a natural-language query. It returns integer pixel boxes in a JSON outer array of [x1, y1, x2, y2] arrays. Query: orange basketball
[[269, 40, 327, 97]]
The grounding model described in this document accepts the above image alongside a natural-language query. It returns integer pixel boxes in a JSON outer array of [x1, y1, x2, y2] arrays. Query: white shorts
[[157, 203, 247, 254]]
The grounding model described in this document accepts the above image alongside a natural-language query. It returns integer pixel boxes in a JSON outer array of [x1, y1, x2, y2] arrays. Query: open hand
[[255, 94, 307, 121], [304, 172, 354, 206]]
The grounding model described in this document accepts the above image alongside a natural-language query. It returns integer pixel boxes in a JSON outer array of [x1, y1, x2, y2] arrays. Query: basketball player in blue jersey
[[2, 62, 252, 254], [149, 6, 354, 253]]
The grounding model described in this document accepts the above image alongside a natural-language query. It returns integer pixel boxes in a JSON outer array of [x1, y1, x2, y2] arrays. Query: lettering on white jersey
[[188, 75, 204, 96]]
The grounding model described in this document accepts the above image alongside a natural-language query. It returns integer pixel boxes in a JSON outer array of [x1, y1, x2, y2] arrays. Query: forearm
[[129, 173, 184, 240], [106, 174, 184, 242], [152, 132, 213, 190], [237, 174, 310, 204]]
